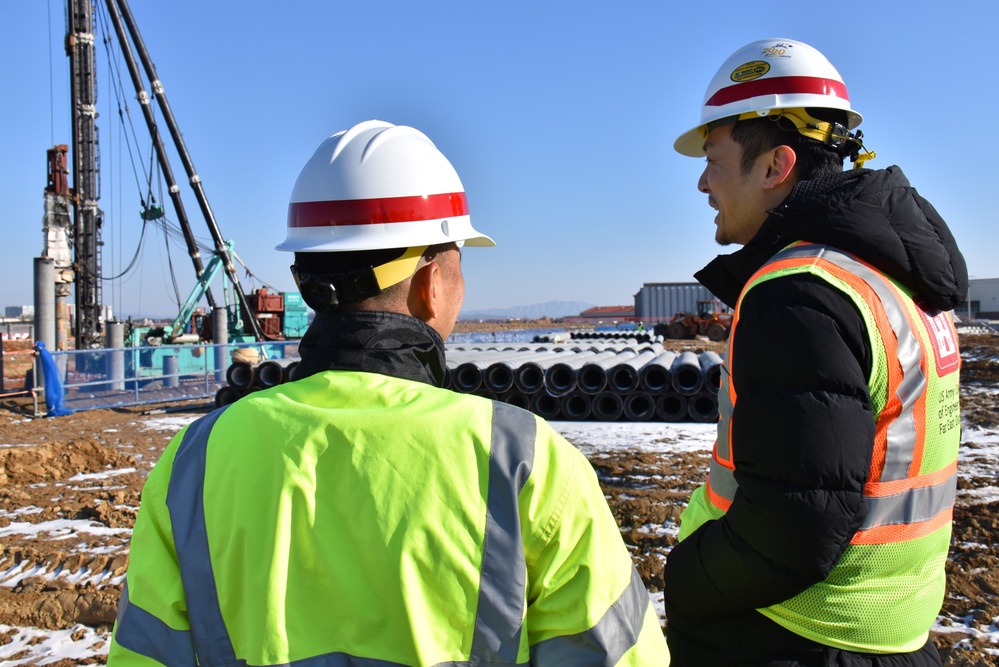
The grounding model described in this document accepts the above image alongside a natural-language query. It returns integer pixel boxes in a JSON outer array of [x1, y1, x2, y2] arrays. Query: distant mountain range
[[118, 300, 596, 324], [459, 301, 595, 321]]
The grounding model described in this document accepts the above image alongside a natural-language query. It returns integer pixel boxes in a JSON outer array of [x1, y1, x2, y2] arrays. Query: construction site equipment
[[656, 300, 733, 341], [52, 0, 303, 352]]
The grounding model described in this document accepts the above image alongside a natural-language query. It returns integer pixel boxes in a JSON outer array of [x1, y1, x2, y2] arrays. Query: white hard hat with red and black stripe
[[674, 38, 863, 157], [277, 120, 495, 253]]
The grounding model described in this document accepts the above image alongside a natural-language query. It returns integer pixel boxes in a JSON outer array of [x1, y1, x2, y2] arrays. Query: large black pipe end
[[544, 363, 577, 397], [485, 363, 515, 393], [530, 392, 562, 420], [226, 361, 253, 388], [500, 389, 530, 410], [592, 391, 624, 421], [688, 391, 720, 423], [639, 365, 670, 394], [562, 392, 593, 420], [609, 365, 640, 394], [515, 364, 545, 394], [671, 367, 704, 396], [578, 364, 609, 395], [656, 392, 688, 422], [624, 392, 656, 421], [257, 361, 284, 388], [215, 385, 241, 408], [452, 362, 483, 393]]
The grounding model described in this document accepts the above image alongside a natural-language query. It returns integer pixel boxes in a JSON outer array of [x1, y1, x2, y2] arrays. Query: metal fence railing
[[32, 340, 299, 417]]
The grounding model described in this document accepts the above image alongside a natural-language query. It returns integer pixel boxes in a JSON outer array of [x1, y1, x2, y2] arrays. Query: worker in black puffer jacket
[[665, 38, 967, 667]]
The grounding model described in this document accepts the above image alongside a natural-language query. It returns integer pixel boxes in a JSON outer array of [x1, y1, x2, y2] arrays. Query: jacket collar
[[294, 310, 449, 388]]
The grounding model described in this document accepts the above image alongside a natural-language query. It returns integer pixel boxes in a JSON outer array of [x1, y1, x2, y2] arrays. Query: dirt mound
[[1, 439, 137, 486], [1, 577, 121, 630]]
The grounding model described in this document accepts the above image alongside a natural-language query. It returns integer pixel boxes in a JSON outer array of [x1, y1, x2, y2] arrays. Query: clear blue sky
[[2, 0, 995, 319]]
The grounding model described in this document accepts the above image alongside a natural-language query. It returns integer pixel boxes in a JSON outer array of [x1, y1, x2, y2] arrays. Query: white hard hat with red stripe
[[674, 38, 863, 157], [277, 119, 495, 252]]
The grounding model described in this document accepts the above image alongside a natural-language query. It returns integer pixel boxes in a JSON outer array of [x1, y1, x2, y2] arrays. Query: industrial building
[[965, 278, 999, 319], [634, 278, 999, 323], [633, 282, 728, 324]]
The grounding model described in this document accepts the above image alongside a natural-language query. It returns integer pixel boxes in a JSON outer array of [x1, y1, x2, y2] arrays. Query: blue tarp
[[34, 341, 74, 416]]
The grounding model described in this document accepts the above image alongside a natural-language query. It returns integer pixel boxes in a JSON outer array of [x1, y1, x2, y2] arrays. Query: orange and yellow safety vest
[[680, 242, 960, 653]]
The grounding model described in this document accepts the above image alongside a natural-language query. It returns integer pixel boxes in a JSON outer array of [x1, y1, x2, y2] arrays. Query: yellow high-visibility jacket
[[109, 365, 667, 665]]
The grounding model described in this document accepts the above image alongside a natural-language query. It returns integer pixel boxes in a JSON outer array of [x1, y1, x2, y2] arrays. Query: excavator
[[655, 300, 733, 342]]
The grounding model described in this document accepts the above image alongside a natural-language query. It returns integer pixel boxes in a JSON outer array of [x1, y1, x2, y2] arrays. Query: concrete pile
[[215, 357, 299, 407], [446, 341, 723, 422], [215, 337, 725, 423]]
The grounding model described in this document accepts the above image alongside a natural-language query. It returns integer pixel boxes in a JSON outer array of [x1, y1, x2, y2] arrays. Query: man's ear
[[408, 260, 440, 323], [763, 145, 797, 190]]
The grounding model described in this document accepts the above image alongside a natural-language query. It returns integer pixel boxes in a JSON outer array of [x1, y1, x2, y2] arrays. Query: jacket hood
[[698, 166, 968, 312], [771, 166, 968, 311]]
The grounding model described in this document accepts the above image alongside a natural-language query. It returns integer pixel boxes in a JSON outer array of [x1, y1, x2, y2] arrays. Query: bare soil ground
[[1, 333, 997, 665]]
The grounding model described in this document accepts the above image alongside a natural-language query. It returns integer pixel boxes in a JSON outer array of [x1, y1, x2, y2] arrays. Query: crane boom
[[111, 0, 265, 341], [101, 0, 217, 313]]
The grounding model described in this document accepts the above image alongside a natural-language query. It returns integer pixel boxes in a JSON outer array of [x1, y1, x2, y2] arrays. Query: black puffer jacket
[[662, 167, 967, 667]]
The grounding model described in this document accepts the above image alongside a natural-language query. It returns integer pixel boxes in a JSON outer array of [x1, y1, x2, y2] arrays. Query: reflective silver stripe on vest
[[530, 566, 651, 666], [772, 244, 926, 482], [113, 582, 197, 666], [707, 363, 738, 503], [860, 471, 957, 531], [165, 407, 237, 666]]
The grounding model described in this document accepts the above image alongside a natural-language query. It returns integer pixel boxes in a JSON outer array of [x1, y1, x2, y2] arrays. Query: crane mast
[[60, 0, 266, 345], [67, 0, 104, 349]]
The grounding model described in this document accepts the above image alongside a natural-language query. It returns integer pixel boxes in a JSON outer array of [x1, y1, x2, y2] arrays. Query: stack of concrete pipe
[[215, 357, 300, 407], [213, 336, 724, 423], [446, 341, 724, 422]]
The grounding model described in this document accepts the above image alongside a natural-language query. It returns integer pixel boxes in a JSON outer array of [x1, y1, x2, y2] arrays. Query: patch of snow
[[0, 518, 130, 541], [141, 415, 199, 431], [0, 623, 110, 665], [68, 468, 136, 482]]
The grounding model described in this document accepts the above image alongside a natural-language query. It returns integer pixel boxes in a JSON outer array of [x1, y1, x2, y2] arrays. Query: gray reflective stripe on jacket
[[706, 244, 955, 531], [115, 401, 649, 665], [113, 581, 197, 667], [530, 567, 650, 666]]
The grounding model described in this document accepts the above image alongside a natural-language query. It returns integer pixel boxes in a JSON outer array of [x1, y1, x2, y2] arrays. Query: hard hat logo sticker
[[761, 43, 793, 58], [730, 61, 770, 82]]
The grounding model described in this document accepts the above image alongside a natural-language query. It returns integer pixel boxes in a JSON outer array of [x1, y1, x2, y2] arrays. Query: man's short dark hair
[[729, 108, 847, 181]]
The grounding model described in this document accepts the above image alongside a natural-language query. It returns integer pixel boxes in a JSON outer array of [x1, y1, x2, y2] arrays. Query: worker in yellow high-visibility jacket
[[108, 120, 669, 666]]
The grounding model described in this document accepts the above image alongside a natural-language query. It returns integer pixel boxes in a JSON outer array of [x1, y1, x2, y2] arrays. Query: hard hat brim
[[674, 125, 709, 157]]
